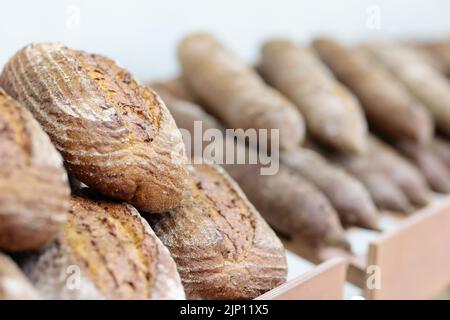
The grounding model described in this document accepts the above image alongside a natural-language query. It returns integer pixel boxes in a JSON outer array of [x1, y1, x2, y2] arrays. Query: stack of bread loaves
[[0, 43, 288, 300]]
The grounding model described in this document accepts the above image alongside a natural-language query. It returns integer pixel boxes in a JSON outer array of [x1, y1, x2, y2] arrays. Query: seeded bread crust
[[150, 164, 287, 300], [0, 43, 188, 213], [23, 195, 185, 300]]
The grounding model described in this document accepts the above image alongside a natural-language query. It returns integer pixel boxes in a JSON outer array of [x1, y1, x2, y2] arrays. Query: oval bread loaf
[[23, 194, 185, 300], [0, 43, 188, 213], [149, 164, 287, 300], [0, 89, 70, 251], [0, 253, 40, 299]]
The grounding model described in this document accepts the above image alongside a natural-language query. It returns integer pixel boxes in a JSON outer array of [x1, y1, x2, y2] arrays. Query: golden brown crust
[[149, 164, 287, 300], [0, 43, 188, 213], [0, 253, 40, 299], [260, 39, 368, 153], [23, 194, 185, 300], [313, 38, 433, 144], [178, 34, 305, 150], [0, 89, 70, 251]]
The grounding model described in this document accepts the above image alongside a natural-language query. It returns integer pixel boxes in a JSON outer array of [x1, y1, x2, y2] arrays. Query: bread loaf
[[0, 43, 188, 213], [149, 164, 287, 299], [365, 43, 450, 137], [281, 147, 379, 230], [313, 38, 433, 144], [0, 253, 40, 299], [430, 137, 450, 169], [260, 39, 367, 153], [396, 140, 450, 193], [178, 34, 305, 150], [23, 194, 185, 300], [0, 89, 70, 251]]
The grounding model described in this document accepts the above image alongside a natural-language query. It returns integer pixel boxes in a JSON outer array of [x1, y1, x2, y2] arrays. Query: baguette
[[313, 38, 433, 144], [226, 163, 349, 250], [0, 253, 40, 299], [281, 148, 379, 229], [365, 43, 450, 137], [149, 164, 287, 299], [260, 39, 367, 153], [430, 137, 450, 169], [23, 194, 185, 300], [368, 137, 430, 207], [151, 78, 198, 103], [396, 140, 450, 193], [0, 89, 70, 251], [0, 43, 188, 213], [330, 151, 413, 213], [178, 34, 305, 150]]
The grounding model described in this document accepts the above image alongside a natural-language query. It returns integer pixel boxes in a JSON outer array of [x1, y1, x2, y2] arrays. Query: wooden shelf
[[283, 196, 450, 299], [256, 257, 348, 300]]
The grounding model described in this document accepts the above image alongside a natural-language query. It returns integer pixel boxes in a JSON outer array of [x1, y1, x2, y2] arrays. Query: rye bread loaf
[[23, 194, 185, 300], [149, 164, 287, 300], [313, 38, 433, 144], [178, 34, 305, 150], [0, 89, 70, 251], [260, 39, 368, 153], [0, 253, 40, 299], [0, 43, 188, 213]]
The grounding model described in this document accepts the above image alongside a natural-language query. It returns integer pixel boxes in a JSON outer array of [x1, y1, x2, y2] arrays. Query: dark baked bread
[[0, 43, 188, 213], [23, 194, 185, 300], [149, 164, 287, 300], [0, 89, 70, 251]]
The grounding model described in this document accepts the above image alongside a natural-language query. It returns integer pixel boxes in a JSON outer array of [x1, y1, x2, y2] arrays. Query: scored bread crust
[[0, 43, 188, 213], [0, 253, 40, 299], [23, 195, 185, 300], [149, 164, 287, 300], [0, 89, 70, 251]]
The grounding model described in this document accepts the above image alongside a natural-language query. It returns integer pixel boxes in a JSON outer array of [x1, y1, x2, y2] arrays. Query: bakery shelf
[[284, 195, 450, 300], [256, 257, 348, 300]]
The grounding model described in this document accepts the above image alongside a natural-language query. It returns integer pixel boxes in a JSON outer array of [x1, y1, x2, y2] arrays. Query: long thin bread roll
[[313, 38, 433, 144], [430, 137, 450, 169], [281, 148, 379, 230], [365, 43, 450, 137], [396, 140, 450, 193], [178, 34, 305, 150], [260, 39, 367, 153]]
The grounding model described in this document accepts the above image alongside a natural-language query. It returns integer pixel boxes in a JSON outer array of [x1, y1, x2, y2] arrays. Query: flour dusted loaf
[[0, 89, 70, 251], [0, 253, 40, 299], [23, 194, 185, 300], [149, 164, 287, 300], [0, 43, 188, 213]]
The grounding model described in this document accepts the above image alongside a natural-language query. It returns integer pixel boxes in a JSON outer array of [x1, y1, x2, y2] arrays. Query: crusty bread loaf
[[23, 194, 185, 300], [0, 89, 70, 251], [281, 147, 379, 230], [0, 43, 188, 213], [0, 253, 40, 299], [260, 39, 368, 153], [365, 43, 450, 137], [313, 38, 433, 144], [178, 34, 305, 150], [149, 164, 287, 300]]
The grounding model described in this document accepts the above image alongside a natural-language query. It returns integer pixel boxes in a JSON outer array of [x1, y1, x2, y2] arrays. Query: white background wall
[[0, 0, 448, 82]]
